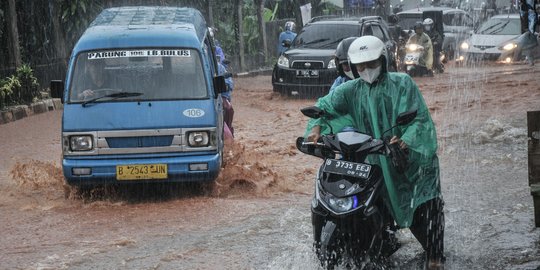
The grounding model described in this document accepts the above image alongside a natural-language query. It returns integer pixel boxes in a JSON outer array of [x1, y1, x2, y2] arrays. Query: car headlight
[[277, 55, 289, 68], [70, 135, 93, 151], [502, 43, 517, 51], [187, 131, 209, 147], [327, 58, 336, 69], [460, 42, 469, 50]]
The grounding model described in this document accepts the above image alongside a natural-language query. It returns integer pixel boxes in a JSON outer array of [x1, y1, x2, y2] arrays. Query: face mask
[[425, 25, 431, 31], [358, 65, 381, 84]]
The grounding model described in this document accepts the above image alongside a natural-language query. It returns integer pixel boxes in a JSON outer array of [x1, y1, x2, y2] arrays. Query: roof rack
[[359, 15, 383, 23], [308, 15, 342, 23]]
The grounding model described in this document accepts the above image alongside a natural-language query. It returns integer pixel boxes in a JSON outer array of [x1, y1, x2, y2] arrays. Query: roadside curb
[[0, 98, 63, 125]]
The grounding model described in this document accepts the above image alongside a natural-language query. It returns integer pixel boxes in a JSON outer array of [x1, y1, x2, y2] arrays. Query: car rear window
[[292, 24, 359, 49]]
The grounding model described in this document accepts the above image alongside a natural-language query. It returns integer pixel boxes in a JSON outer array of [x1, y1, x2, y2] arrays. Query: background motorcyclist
[[304, 37, 357, 137], [423, 18, 444, 73], [277, 21, 297, 55], [407, 22, 434, 76], [305, 36, 445, 270]]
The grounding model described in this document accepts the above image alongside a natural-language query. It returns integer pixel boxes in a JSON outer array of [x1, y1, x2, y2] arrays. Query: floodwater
[[0, 62, 539, 269]]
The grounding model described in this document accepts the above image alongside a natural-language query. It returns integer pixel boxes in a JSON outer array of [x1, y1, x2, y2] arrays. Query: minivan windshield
[[69, 48, 207, 103], [292, 24, 359, 49], [476, 18, 520, 35]]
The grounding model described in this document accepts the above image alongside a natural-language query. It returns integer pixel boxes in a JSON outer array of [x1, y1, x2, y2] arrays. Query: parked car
[[271, 16, 397, 97], [457, 14, 538, 63], [397, 7, 475, 60]]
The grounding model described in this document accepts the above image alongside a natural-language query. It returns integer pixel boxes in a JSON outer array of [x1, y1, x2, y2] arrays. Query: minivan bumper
[[63, 153, 220, 185]]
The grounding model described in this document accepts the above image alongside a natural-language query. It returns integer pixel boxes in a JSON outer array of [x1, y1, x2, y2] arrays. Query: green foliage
[[0, 64, 40, 110], [60, 0, 103, 49]]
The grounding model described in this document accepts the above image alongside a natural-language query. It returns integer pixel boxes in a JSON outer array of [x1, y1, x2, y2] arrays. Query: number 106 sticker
[[183, 108, 205, 118]]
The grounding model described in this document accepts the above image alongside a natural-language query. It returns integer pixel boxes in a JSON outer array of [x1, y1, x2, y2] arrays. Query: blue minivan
[[51, 6, 227, 185]]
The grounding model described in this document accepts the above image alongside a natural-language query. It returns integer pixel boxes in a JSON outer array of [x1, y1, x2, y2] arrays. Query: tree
[[7, 0, 21, 67], [236, 0, 245, 70], [255, 0, 268, 62]]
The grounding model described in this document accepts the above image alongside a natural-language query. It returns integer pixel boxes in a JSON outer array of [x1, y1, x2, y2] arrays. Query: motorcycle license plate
[[296, 69, 319, 78], [322, 159, 371, 179]]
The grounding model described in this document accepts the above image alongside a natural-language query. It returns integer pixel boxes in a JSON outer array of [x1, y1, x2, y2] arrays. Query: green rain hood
[[305, 72, 441, 228]]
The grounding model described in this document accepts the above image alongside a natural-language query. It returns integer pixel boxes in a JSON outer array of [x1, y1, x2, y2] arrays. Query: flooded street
[[0, 62, 539, 269]]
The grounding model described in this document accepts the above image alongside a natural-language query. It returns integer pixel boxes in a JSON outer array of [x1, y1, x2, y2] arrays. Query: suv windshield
[[69, 48, 207, 103], [477, 18, 520, 35], [292, 24, 359, 49]]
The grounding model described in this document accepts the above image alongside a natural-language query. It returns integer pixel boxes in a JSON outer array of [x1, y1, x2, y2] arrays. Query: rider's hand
[[390, 136, 408, 150], [307, 125, 321, 143]]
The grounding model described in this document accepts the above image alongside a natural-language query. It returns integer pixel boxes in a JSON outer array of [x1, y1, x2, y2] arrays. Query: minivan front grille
[[106, 136, 173, 148]]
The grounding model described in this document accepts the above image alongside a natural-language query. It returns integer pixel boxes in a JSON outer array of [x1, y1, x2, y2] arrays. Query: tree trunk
[[236, 0, 245, 71], [7, 0, 21, 67], [255, 0, 268, 63], [49, 0, 67, 64], [207, 0, 214, 27]]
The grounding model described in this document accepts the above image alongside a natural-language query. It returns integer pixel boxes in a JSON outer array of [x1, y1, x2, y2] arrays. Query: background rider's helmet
[[334, 37, 358, 79], [285, 21, 296, 32], [347, 36, 388, 78], [423, 18, 434, 32]]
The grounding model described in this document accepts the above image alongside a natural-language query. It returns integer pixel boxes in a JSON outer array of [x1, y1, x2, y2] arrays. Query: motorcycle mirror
[[396, 109, 417, 126], [301, 106, 325, 119]]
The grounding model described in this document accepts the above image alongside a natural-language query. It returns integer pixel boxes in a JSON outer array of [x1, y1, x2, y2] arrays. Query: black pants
[[409, 197, 445, 262]]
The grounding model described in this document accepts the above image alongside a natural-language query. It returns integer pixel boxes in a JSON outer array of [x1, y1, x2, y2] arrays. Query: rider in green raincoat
[[305, 36, 444, 269]]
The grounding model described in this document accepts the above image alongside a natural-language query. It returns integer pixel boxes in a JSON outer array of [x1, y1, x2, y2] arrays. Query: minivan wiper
[[82, 91, 143, 107]]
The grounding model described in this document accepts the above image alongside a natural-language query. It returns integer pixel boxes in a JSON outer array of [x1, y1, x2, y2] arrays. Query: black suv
[[272, 16, 397, 97]]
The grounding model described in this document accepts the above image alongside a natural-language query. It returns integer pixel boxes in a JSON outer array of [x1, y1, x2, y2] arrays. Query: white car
[[458, 14, 535, 63]]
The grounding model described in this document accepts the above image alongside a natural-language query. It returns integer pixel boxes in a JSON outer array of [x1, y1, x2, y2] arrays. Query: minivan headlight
[[187, 131, 209, 147], [327, 58, 336, 69], [277, 55, 289, 68], [70, 135, 93, 151]]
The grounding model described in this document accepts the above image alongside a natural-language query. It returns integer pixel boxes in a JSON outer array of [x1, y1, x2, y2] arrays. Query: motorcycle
[[296, 106, 416, 269], [403, 43, 431, 77]]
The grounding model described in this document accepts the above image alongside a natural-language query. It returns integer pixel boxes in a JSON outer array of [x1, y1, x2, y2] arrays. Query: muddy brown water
[[0, 62, 539, 269]]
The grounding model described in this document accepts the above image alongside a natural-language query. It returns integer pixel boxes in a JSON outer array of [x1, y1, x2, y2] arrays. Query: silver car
[[458, 14, 536, 63]]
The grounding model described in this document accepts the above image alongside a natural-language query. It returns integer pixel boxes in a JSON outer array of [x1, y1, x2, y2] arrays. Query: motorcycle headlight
[[407, 44, 418, 51], [69, 135, 94, 151], [277, 55, 289, 68], [460, 42, 469, 50], [502, 43, 517, 51], [327, 58, 336, 69], [187, 131, 209, 147], [326, 194, 357, 213]]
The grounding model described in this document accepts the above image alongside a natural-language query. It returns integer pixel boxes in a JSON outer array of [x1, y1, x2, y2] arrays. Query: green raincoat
[[305, 72, 441, 228]]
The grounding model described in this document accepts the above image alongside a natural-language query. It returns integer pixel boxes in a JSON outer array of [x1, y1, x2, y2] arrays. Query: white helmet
[[348, 36, 387, 65], [423, 18, 434, 31]]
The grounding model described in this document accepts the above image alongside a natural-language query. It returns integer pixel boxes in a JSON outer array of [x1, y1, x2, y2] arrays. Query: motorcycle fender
[[320, 220, 337, 255]]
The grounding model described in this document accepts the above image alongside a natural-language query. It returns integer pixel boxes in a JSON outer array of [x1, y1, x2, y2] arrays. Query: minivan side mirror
[[213, 75, 227, 97], [50, 80, 64, 103]]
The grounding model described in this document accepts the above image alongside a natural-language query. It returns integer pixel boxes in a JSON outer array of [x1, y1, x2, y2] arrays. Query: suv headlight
[[187, 131, 209, 147], [277, 55, 289, 68], [327, 58, 336, 69], [460, 41, 469, 50], [70, 135, 93, 151]]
